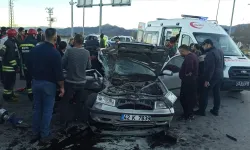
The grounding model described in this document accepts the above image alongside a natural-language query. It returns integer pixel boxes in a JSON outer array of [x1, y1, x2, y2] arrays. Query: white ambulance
[[141, 15, 250, 95]]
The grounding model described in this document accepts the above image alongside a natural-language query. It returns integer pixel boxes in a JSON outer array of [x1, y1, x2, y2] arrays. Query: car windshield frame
[[193, 32, 243, 56]]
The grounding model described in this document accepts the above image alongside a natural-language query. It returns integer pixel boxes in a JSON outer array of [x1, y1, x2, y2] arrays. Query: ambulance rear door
[[143, 26, 162, 45], [160, 26, 182, 46]]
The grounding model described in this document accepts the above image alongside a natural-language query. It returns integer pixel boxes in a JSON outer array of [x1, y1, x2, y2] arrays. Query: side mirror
[[162, 70, 173, 76]]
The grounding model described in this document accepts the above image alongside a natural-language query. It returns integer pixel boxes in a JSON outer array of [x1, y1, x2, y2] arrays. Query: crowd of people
[[0, 26, 116, 145], [177, 39, 224, 121], [162, 32, 224, 121], [0, 26, 225, 145]]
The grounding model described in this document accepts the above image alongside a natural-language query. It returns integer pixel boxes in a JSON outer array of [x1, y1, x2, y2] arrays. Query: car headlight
[[155, 101, 167, 109], [96, 95, 116, 107], [165, 91, 177, 104]]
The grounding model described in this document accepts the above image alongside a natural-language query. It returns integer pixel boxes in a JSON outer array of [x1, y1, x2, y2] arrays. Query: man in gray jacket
[[60, 34, 91, 125]]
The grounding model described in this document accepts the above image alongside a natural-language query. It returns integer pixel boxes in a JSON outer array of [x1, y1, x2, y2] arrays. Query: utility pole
[[82, 6, 85, 36], [99, 0, 103, 34], [216, 0, 221, 23], [45, 7, 54, 27], [69, 0, 77, 37], [9, 0, 14, 28], [229, 0, 236, 35]]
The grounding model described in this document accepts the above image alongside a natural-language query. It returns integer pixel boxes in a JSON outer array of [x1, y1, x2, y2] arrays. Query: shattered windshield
[[100, 56, 156, 78], [193, 32, 242, 56], [114, 59, 155, 76]]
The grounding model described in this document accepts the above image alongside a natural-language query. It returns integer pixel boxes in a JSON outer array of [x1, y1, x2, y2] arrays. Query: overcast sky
[[0, 0, 250, 29]]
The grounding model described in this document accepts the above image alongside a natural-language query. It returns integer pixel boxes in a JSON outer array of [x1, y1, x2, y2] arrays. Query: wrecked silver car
[[89, 43, 177, 127]]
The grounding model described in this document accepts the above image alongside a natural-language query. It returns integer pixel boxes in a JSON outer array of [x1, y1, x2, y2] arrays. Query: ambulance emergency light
[[181, 15, 208, 21]]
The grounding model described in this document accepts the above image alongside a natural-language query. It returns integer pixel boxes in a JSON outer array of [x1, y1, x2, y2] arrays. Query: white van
[[142, 15, 250, 95]]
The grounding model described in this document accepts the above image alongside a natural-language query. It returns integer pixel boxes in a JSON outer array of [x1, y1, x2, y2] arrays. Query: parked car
[[89, 43, 177, 128], [108, 36, 134, 47], [84, 34, 109, 45]]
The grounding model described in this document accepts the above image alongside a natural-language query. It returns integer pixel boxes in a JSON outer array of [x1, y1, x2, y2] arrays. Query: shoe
[[30, 134, 40, 144], [39, 135, 54, 146], [210, 109, 219, 116], [194, 110, 206, 116]]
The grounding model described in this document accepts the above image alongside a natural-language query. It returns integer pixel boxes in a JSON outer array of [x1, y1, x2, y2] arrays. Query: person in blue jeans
[[27, 28, 64, 144]]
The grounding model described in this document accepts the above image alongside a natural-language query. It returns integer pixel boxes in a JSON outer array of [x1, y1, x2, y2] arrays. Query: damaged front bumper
[[90, 104, 174, 127]]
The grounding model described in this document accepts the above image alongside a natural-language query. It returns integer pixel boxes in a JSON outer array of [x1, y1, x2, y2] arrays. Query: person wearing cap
[[195, 39, 224, 116], [178, 44, 199, 120], [18, 29, 38, 101], [2, 29, 19, 102]]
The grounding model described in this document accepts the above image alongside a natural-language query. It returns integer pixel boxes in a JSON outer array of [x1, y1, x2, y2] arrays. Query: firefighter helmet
[[6, 29, 17, 37], [28, 29, 37, 35]]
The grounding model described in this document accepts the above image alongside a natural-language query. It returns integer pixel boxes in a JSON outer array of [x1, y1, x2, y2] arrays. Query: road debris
[[40, 125, 96, 150], [226, 134, 237, 142], [147, 130, 178, 149], [0, 108, 29, 128]]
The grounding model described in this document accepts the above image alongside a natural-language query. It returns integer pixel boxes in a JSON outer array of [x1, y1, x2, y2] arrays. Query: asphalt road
[[0, 78, 250, 150]]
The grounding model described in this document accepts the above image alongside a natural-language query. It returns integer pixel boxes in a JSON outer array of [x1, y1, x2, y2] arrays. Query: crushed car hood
[[99, 42, 169, 79]]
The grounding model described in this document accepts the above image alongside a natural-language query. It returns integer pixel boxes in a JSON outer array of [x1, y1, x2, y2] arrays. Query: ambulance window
[[181, 34, 193, 46], [143, 31, 159, 45], [161, 28, 181, 45], [193, 32, 242, 56]]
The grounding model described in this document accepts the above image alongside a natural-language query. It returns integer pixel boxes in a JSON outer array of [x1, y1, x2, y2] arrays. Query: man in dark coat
[[178, 44, 199, 120], [195, 39, 224, 116]]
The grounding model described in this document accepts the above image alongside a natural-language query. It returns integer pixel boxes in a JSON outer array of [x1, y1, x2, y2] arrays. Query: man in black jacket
[[2, 29, 19, 102], [19, 29, 38, 101], [28, 28, 64, 143], [195, 39, 224, 116], [37, 28, 45, 42]]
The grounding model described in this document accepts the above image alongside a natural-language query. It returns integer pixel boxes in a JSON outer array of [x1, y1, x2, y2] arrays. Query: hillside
[[54, 24, 246, 37], [22, 23, 250, 44], [57, 24, 136, 37]]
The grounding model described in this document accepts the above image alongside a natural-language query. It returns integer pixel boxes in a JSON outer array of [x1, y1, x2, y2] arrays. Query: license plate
[[121, 114, 151, 121], [236, 81, 250, 87]]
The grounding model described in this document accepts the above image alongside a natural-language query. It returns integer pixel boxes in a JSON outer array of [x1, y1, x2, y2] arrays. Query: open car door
[[159, 55, 184, 96]]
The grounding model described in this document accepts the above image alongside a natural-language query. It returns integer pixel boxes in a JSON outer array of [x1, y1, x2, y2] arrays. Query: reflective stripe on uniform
[[27, 88, 32, 94], [9, 60, 17, 66], [20, 44, 35, 47], [2, 65, 15, 72], [3, 89, 12, 95]]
